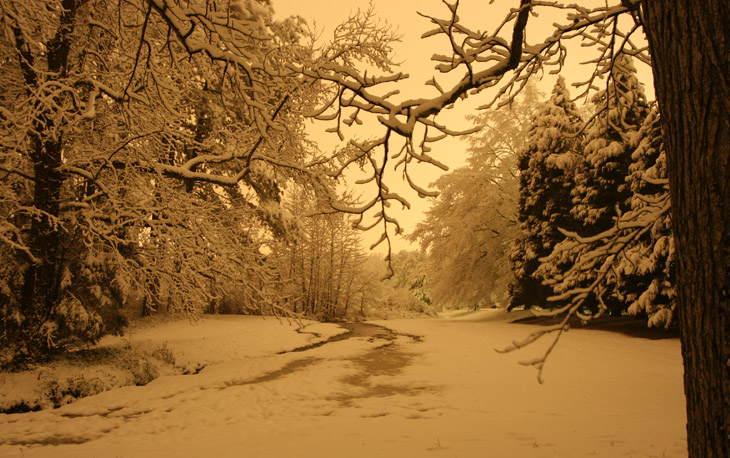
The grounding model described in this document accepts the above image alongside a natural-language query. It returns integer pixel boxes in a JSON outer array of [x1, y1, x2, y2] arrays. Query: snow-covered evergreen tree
[[616, 108, 676, 327], [571, 55, 651, 234], [509, 77, 583, 310], [536, 106, 675, 327], [562, 54, 651, 315]]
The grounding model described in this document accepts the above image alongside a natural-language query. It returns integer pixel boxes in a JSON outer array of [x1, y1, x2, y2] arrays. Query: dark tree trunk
[[643, 2, 730, 456], [20, 127, 65, 325], [15, 0, 79, 350]]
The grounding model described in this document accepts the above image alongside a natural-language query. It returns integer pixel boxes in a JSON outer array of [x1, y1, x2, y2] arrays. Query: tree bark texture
[[643, 1, 730, 456]]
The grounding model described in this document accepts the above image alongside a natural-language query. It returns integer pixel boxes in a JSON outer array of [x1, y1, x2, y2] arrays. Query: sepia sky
[[272, 0, 655, 254]]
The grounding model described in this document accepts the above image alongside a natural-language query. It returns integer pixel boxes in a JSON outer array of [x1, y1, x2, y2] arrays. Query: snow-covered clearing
[[0, 311, 687, 457]]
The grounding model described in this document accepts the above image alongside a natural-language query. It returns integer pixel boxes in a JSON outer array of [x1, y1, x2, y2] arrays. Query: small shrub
[[38, 372, 110, 408], [150, 342, 175, 365], [125, 356, 159, 386]]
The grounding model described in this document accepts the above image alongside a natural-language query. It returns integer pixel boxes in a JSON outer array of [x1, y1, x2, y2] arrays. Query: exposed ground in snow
[[0, 311, 687, 457]]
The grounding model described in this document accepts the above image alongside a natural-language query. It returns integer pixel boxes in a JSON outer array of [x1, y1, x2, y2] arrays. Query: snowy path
[[0, 312, 687, 457]]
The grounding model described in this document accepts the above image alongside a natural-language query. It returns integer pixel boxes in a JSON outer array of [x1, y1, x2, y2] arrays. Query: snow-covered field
[[0, 311, 687, 457]]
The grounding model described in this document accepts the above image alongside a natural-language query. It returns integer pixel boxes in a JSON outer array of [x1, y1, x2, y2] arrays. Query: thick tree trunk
[[20, 131, 65, 325], [643, 2, 730, 456], [15, 0, 79, 352]]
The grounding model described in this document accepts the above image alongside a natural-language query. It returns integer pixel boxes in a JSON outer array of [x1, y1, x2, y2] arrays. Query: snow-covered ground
[[0, 315, 345, 413], [0, 311, 687, 457]]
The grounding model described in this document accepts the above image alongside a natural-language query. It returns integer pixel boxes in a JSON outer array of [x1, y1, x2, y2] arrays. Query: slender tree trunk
[[343, 271, 355, 316], [323, 225, 333, 320], [643, 2, 730, 456], [333, 243, 349, 315]]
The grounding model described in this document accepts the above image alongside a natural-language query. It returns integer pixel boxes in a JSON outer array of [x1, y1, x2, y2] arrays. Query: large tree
[[642, 2, 730, 455], [0, 0, 302, 361], [571, 55, 650, 235]]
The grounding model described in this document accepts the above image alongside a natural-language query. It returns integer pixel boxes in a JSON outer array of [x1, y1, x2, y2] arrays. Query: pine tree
[[571, 55, 651, 233], [566, 54, 650, 315], [616, 108, 676, 327], [509, 77, 583, 310], [538, 107, 675, 325]]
